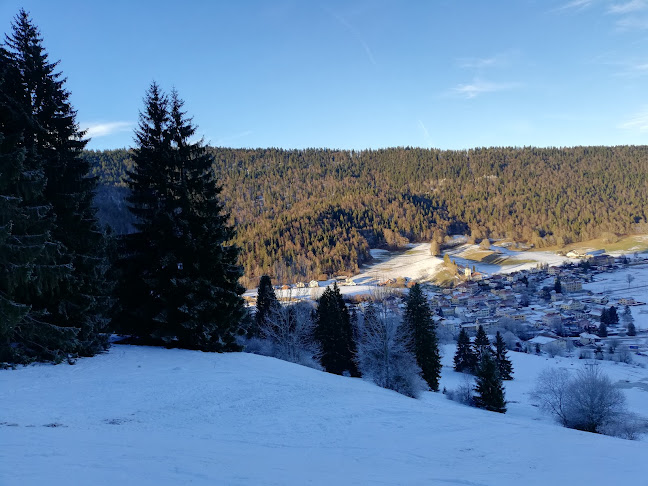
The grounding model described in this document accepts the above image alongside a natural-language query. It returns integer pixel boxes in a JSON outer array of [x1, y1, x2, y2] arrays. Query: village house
[[561, 278, 582, 293], [542, 312, 562, 327], [618, 297, 642, 306], [560, 300, 584, 312], [528, 335, 566, 352], [579, 332, 601, 346]]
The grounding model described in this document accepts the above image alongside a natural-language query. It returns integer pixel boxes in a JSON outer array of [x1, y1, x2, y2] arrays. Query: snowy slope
[[2, 346, 647, 486]]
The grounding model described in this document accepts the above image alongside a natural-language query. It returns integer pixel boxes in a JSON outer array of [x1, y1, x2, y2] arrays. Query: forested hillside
[[86, 146, 648, 285]]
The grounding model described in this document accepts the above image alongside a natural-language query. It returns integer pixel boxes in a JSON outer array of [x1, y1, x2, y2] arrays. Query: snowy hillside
[[2, 346, 647, 486]]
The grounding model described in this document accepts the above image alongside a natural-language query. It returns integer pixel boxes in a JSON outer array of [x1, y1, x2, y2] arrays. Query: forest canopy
[[85, 145, 648, 285]]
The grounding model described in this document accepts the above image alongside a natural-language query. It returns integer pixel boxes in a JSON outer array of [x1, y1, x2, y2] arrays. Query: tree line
[[88, 145, 648, 284], [252, 281, 443, 399]]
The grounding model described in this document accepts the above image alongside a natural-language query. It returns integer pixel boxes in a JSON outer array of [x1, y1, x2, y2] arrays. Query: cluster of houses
[[244, 249, 646, 357], [429, 253, 646, 353]]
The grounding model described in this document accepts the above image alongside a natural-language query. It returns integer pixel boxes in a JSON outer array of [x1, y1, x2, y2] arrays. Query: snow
[[528, 336, 559, 345], [582, 262, 648, 331], [2, 345, 648, 485]]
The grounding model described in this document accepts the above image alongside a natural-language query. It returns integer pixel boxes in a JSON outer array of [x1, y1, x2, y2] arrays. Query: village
[[245, 246, 648, 362], [425, 251, 647, 358]]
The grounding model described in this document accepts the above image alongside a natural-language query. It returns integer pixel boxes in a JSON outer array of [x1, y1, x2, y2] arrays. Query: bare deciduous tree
[[260, 301, 320, 368], [532, 365, 629, 435], [356, 307, 425, 398], [531, 368, 573, 427]]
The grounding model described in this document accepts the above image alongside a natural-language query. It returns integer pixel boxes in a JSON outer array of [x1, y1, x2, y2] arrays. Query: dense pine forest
[[86, 145, 648, 285]]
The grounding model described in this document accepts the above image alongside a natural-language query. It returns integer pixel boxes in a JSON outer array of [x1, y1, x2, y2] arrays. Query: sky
[[3, 0, 648, 150]]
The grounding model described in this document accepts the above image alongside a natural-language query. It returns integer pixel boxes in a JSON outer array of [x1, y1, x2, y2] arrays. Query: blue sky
[[3, 0, 648, 150]]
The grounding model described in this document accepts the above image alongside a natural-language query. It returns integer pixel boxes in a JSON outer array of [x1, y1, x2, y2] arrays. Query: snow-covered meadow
[[2, 345, 648, 486]]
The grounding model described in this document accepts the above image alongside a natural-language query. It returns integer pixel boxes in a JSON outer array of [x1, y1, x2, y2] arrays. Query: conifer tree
[[473, 325, 491, 363], [116, 84, 244, 351], [0, 44, 34, 361], [493, 331, 513, 380], [254, 275, 280, 337], [403, 283, 442, 391], [474, 353, 506, 413], [315, 283, 359, 376], [453, 328, 476, 373], [1, 10, 108, 362], [627, 321, 636, 337], [598, 321, 608, 338], [600, 307, 609, 325]]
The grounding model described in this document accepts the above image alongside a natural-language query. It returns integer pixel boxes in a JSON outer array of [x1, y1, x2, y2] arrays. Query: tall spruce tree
[[493, 331, 513, 380], [453, 328, 476, 373], [474, 353, 506, 413], [0, 44, 34, 362], [315, 283, 359, 376], [1, 11, 108, 362], [116, 84, 244, 351], [473, 325, 491, 363], [403, 283, 442, 391], [254, 275, 280, 337]]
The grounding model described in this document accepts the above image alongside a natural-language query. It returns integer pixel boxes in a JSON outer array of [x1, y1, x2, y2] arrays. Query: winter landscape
[[4, 2, 648, 485], [4, 249, 648, 485]]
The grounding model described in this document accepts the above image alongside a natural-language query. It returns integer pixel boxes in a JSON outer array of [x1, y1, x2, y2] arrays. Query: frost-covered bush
[[578, 349, 593, 360], [599, 413, 647, 441], [445, 375, 475, 407], [356, 309, 426, 398], [241, 301, 321, 370], [531, 365, 633, 436], [615, 346, 633, 364], [545, 342, 564, 358]]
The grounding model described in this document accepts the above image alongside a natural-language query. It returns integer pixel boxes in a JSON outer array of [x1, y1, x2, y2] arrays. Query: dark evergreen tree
[[597, 321, 608, 338], [473, 325, 491, 363], [627, 321, 636, 337], [453, 328, 476, 373], [403, 283, 441, 391], [493, 331, 513, 381], [0, 10, 108, 362], [315, 283, 359, 376], [608, 305, 619, 325], [0, 44, 34, 362], [254, 275, 279, 336], [116, 84, 244, 351], [474, 353, 506, 413], [600, 307, 609, 325], [554, 276, 562, 293]]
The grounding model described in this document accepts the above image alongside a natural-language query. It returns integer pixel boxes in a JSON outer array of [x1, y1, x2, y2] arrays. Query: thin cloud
[[614, 60, 648, 76], [457, 57, 499, 69], [323, 7, 376, 66], [553, 0, 597, 12], [452, 80, 519, 99], [457, 51, 517, 69], [214, 130, 253, 146], [418, 120, 432, 146], [615, 15, 648, 29], [608, 0, 647, 13], [83, 121, 133, 138], [620, 108, 648, 131]]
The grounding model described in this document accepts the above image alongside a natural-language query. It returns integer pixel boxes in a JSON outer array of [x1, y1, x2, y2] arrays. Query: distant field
[[546, 234, 648, 254], [460, 248, 535, 266]]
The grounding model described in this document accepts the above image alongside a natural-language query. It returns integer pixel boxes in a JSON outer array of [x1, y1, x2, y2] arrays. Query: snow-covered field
[[2, 345, 648, 486], [245, 242, 574, 300]]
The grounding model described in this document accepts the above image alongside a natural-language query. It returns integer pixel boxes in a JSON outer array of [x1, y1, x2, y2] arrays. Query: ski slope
[[1, 345, 647, 486]]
